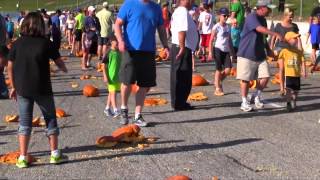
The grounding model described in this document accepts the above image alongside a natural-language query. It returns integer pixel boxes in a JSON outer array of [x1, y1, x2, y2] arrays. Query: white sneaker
[[240, 101, 253, 112], [254, 96, 264, 109]]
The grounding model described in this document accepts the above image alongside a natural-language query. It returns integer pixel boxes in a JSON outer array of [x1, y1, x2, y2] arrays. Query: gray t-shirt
[[237, 13, 268, 61], [0, 14, 7, 46], [274, 23, 299, 49]]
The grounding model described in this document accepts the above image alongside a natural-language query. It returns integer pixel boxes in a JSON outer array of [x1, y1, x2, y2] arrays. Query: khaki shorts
[[236, 57, 270, 81]]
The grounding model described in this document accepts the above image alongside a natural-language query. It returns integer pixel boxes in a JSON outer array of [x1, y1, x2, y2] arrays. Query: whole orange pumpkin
[[165, 175, 192, 180], [192, 74, 209, 86], [83, 85, 99, 97]]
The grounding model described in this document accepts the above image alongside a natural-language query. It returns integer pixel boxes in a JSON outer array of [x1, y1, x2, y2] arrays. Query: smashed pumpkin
[[249, 80, 257, 89], [76, 51, 83, 57], [96, 136, 118, 148], [5, 79, 12, 89], [165, 175, 192, 180], [188, 92, 208, 101], [271, 73, 281, 84], [131, 84, 139, 94], [192, 74, 209, 86], [229, 67, 237, 77], [83, 85, 99, 97], [96, 63, 104, 72], [4, 115, 19, 123], [111, 124, 144, 143], [144, 98, 168, 106], [80, 74, 91, 80], [0, 151, 36, 165], [56, 108, 67, 118]]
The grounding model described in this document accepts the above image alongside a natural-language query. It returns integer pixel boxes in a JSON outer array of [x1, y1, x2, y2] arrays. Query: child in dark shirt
[[7, 12, 68, 168]]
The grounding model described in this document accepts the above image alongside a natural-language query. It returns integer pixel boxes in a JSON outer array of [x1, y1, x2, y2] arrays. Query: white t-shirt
[[66, 19, 75, 29], [171, 6, 199, 51], [212, 23, 230, 52], [199, 11, 214, 34]]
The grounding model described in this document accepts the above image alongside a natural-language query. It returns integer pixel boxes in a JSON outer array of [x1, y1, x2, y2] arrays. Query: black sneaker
[[286, 102, 293, 112], [133, 114, 148, 127], [120, 109, 129, 125]]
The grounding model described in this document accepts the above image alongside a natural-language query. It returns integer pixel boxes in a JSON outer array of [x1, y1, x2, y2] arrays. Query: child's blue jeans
[[17, 95, 59, 136]]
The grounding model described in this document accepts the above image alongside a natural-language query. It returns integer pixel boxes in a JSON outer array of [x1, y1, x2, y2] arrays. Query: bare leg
[[110, 92, 118, 110], [256, 78, 269, 91], [135, 87, 149, 114], [48, 135, 58, 151], [214, 70, 222, 90], [240, 80, 249, 98], [121, 84, 131, 108], [18, 135, 30, 156]]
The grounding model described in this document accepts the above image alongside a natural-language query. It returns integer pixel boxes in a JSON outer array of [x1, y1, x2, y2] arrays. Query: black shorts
[[119, 51, 156, 87], [75, 29, 82, 41], [214, 48, 232, 71], [285, 76, 300, 91], [98, 36, 109, 46], [312, 43, 319, 50]]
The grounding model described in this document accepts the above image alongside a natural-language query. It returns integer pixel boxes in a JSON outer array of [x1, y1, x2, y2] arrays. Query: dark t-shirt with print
[[237, 12, 268, 61], [274, 23, 299, 49], [8, 36, 60, 96]]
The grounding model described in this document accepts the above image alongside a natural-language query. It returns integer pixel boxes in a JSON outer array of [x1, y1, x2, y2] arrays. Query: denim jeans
[[0, 67, 8, 98], [17, 95, 59, 136]]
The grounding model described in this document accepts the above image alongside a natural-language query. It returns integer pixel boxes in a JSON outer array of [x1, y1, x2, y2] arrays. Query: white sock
[[113, 108, 118, 112], [242, 97, 247, 103], [105, 105, 110, 110], [51, 149, 60, 157], [18, 155, 26, 161], [121, 105, 128, 110], [135, 113, 141, 119], [255, 90, 262, 98]]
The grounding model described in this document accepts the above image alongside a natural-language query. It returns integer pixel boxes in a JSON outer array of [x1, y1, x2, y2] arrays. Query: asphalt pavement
[[0, 49, 320, 179]]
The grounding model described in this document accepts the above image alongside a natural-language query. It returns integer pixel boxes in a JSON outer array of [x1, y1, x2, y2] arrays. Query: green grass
[[0, 0, 111, 11]]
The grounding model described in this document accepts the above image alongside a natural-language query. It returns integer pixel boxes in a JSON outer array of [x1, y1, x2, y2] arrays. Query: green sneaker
[[16, 159, 28, 168], [50, 153, 68, 164]]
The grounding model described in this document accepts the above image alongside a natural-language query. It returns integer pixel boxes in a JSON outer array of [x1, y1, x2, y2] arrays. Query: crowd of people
[[0, 0, 318, 168]]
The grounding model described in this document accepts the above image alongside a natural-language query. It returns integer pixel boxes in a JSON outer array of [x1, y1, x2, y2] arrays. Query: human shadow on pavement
[[0, 130, 17, 136], [31, 140, 186, 158], [149, 102, 320, 126], [53, 89, 108, 97], [64, 138, 262, 164]]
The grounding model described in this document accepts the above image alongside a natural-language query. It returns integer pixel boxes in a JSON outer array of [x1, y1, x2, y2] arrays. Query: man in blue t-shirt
[[236, 0, 282, 112], [51, 10, 62, 51], [114, 0, 169, 127]]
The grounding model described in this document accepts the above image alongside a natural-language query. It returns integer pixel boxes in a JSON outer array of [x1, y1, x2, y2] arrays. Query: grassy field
[[0, 0, 316, 19], [0, 0, 109, 11]]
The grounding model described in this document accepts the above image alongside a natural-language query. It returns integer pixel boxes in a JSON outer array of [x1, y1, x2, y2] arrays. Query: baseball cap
[[219, 7, 229, 15], [256, 0, 273, 8], [285, 32, 300, 41], [103, 2, 108, 7], [88, 6, 96, 12]]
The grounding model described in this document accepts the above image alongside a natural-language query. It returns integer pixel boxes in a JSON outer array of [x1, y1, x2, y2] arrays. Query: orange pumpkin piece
[[96, 63, 104, 72], [131, 84, 139, 94], [144, 98, 167, 106], [80, 74, 91, 80], [32, 117, 41, 127], [56, 108, 67, 118], [4, 115, 19, 123], [5, 79, 12, 88], [83, 85, 99, 97], [188, 92, 208, 101], [159, 49, 168, 60], [249, 80, 257, 89], [111, 124, 141, 142], [96, 136, 118, 148], [192, 74, 209, 86], [76, 51, 83, 57], [0, 151, 36, 165], [165, 175, 192, 180], [229, 67, 237, 77]]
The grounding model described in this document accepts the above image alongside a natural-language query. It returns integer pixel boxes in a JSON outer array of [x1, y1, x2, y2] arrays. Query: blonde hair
[[284, 8, 294, 16]]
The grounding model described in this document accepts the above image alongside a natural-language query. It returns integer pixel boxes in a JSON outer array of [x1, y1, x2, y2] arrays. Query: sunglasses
[[221, 14, 229, 18]]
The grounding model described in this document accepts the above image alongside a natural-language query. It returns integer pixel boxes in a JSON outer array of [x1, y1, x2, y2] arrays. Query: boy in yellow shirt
[[278, 32, 307, 111]]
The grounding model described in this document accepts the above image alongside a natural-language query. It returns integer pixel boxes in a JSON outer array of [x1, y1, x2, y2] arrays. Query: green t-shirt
[[103, 50, 121, 84], [75, 13, 85, 30], [231, 2, 245, 28]]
